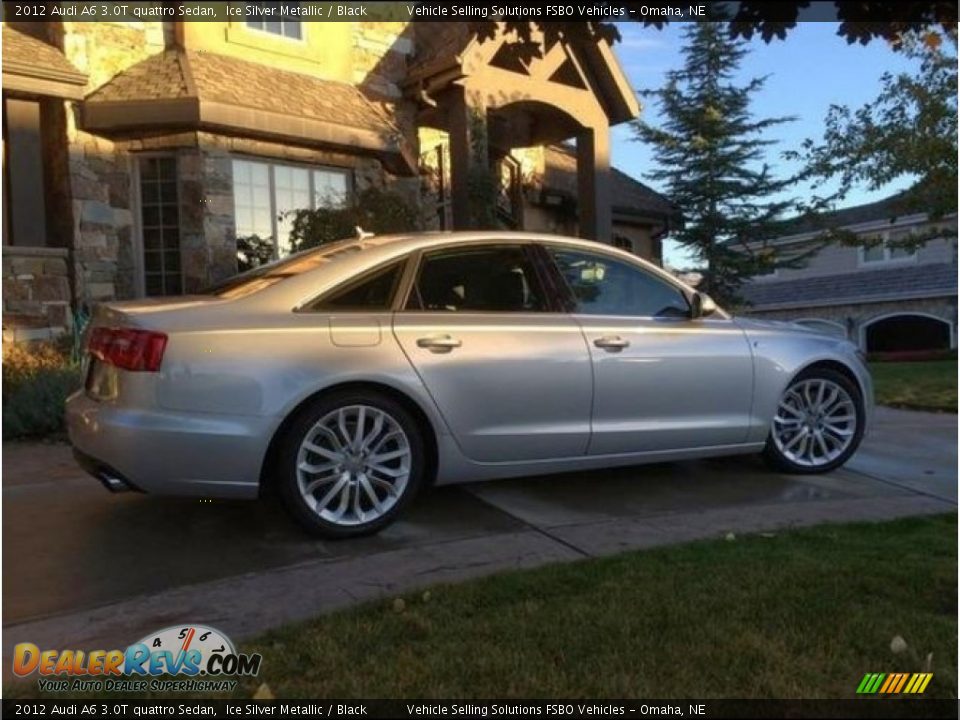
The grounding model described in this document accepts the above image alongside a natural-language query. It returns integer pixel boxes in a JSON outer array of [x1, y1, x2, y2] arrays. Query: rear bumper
[[66, 390, 271, 499]]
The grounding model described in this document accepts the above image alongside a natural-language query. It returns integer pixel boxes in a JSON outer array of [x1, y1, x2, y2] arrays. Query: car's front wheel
[[763, 367, 865, 474], [276, 390, 425, 538]]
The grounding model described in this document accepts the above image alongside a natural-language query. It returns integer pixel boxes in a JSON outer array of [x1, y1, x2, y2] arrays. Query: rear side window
[[406, 246, 546, 312], [304, 261, 404, 312]]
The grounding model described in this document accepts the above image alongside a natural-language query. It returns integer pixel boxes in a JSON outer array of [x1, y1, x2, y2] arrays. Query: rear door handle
[[594, 335, 630, 351], [416, 335, 462, 353]]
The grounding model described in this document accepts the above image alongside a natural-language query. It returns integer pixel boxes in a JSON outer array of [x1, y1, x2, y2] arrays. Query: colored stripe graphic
[[858, 672, 933, 695], [892, 673, 909, 693]]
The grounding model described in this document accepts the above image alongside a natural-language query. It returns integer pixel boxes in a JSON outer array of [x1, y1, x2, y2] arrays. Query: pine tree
[[635, 22, 802, 305]]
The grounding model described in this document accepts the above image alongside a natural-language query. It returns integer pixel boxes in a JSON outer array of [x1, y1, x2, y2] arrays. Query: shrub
[[287, 187, 422, 253], [2, 340, 83, 440]]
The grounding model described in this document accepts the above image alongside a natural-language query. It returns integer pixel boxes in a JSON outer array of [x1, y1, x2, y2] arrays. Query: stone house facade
[[2, 18, 679, 341], [739, 194, 958, 354]]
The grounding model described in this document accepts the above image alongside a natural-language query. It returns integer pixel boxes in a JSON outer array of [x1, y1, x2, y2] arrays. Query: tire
[[763, 367, 865, 474], [276, 390, 426, 538]]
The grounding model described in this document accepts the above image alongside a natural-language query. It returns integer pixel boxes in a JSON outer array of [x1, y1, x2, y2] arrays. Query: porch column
[[447, 86, 488, 229], [576, 123, 612, 241]]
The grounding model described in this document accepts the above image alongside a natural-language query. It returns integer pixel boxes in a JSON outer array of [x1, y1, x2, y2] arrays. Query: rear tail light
[[88, 327, 168, 372]]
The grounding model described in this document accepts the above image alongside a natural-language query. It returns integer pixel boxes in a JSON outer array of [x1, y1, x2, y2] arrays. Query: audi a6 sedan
[[67, 232, 872, 538]]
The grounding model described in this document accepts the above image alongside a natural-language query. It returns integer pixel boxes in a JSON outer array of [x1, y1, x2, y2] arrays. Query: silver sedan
[[67, 232, 872, 537]]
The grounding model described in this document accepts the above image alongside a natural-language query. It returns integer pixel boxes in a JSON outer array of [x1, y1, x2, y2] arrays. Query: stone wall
[[2, 247, 72, 342], [59, 21, 168, 304]]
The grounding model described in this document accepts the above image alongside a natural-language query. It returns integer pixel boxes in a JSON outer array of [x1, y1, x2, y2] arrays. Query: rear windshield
[[203, 239, 366, 300]]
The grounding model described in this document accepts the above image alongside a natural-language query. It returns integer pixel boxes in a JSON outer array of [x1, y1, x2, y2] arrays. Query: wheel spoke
[[369, 475, 398, 496], [303, 472, 340, 495], [303, 441, 343, 463], [360, 475, 384, 513], [316, 474, 349, 510], [367, 448, 408, 464], [299, 459, 339, 475], [337, 409, 352, 449], [368, 462, 405, 478], [353, 406, 366, 449], [360, 412, 385, 452], [329, 480, 351, 521]]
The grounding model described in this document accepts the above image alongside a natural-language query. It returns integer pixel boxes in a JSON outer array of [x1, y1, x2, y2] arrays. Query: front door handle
[[416, 335, 462, 353], [594, 335, 630, 351]]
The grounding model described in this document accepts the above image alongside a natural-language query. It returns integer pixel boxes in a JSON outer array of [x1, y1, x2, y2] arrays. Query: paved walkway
[[3, 407, 955, 681]]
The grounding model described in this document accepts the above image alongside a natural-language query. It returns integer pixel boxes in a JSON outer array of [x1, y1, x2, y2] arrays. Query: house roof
[[2, 26, 87, 99], [405, 24, 639, 127], [740, 261, 958, 310], [542, 145, 682, 225], [83, 50, 415, 174], [768, 192, 927, 242]]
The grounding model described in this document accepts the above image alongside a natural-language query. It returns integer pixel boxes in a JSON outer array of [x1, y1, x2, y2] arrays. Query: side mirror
[[690, 292, 718, 319]]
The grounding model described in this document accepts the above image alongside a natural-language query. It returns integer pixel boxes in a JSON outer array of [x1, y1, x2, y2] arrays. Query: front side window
[[138, 156, 182, 296], [407, 245, 546, 313], [232, 159, 350, 268], [548, 247, 690, 318], [245, 1, 302, 39]]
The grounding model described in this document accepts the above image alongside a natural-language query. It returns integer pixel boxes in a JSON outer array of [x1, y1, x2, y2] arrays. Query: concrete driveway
[[3, 406, 955, 679]]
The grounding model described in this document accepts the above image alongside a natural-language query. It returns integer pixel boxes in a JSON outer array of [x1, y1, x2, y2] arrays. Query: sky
[[609, 21, 923, 268]]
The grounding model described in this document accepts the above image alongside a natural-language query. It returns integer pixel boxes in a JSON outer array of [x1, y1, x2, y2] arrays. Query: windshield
[[203, 239, 364, 300]]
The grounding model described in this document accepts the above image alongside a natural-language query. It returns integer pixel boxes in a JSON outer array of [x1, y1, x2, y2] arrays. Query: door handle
[[416, 335, 462, 353], [594, 335, 630, 351]]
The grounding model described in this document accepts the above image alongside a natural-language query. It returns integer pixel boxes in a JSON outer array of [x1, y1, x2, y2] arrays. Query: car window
[[406, 245, 546, 312], [305, 261, 404, 312], [548, 247, 690, 318], [203, 239, 366, 300]]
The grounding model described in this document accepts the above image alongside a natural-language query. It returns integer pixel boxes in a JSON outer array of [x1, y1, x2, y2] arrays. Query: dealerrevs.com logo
[[13, 624, 262, 693]]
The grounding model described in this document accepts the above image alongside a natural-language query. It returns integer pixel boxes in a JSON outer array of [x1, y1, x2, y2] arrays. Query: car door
[[392, 242, 593, 462], [543, 245, 754, 455]]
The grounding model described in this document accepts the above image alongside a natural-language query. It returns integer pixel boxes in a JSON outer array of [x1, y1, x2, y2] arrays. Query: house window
[[232, 158, 350, 267], [245, 1, 302, 39], [138, 157, 182, 296], [861, 228, 917, 264]]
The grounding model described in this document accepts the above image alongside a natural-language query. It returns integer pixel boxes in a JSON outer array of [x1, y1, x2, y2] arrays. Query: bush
[[2, 340, 83, 440], [288, 187, 422, 252]]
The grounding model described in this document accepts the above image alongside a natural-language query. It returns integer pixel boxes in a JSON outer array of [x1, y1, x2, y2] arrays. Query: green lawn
[[870, 359, 957, 412], [8, 514, 956, 700]]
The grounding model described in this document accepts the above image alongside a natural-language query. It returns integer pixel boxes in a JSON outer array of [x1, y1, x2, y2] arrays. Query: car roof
[[238, 231, 694, 310]]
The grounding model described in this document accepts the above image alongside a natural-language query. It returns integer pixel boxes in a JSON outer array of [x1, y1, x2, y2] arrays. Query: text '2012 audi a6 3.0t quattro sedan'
[[67, 232, 873, 538]]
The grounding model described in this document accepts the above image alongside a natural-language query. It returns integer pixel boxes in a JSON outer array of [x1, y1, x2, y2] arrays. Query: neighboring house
[[739, 194, 958, 353], [1, 18, 679, 341]]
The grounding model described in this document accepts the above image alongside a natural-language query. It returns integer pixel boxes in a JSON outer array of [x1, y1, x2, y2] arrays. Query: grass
[[870, 359, 957, 412], [6, 514, 956, 700]]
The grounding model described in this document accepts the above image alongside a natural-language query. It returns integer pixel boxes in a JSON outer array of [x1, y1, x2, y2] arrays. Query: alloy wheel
[[771, 378, 858, 468], [296, 404, 411, 526]]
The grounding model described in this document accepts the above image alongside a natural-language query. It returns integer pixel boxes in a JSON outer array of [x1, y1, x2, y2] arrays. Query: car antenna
[[355, 226, 375, 241]]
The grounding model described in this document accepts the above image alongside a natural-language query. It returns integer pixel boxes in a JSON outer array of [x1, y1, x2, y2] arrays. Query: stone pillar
[[447, 86, 488, 230], [576, 123, 612, 241]]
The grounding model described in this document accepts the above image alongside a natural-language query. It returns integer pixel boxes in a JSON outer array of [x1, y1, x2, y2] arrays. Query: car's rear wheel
[[276, 390, 425, 538], [763, 367, 865, 474]]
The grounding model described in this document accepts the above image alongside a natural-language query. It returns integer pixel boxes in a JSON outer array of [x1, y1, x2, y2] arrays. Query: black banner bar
[[2, 699, 959, 719], [0, 1, 956, 24]]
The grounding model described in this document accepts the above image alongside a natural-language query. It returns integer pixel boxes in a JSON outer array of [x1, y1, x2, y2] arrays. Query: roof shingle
[[86, 49, 399, 136], [741, 262, 958, 309]]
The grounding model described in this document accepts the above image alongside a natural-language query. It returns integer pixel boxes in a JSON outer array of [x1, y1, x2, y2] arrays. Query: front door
[[393, 243, 593, 462], [544, 246, 754, 455]]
